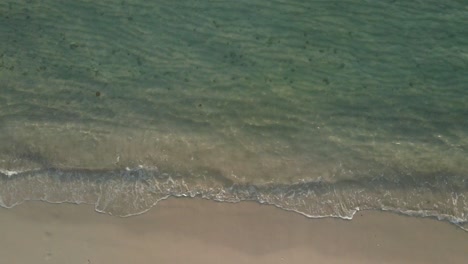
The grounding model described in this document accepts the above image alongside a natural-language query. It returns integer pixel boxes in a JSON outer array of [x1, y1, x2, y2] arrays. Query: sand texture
[[0, 199, 466, 264]]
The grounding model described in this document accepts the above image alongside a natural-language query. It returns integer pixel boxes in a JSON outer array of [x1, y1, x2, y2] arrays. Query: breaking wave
[[1, 166, 466, 231]]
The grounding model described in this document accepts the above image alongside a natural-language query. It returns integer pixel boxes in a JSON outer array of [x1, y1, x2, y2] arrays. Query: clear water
[[0, 1, 467, 230]]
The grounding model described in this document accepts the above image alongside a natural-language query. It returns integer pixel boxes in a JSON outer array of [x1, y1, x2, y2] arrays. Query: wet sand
[[0, 198, 466, 264]]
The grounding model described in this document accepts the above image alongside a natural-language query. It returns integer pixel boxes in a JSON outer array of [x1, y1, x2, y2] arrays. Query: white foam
[[0, 169, 23, 177]]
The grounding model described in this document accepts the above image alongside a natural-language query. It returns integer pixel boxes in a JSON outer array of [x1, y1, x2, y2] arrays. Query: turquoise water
[[0, 1, 467, 230]]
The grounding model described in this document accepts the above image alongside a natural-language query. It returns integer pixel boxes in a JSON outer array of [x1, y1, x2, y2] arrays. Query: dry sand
[[0, 198, 466, 264]]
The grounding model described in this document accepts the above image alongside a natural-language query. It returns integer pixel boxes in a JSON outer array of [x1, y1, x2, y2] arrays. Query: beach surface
[[0, 199, 466, 264]]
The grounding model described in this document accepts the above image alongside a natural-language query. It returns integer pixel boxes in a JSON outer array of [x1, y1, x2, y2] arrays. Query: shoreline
[[1, 198, 467, 264]]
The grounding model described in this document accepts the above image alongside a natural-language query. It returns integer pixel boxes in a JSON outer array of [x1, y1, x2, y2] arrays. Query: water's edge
[[1, 167, 466, 232]]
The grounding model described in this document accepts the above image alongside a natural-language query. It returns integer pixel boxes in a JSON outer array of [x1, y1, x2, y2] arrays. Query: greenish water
[[0, 1, 467, 230]]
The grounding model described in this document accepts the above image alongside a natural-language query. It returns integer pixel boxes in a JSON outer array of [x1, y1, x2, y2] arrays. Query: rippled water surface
[[0, 1, 467, 230]]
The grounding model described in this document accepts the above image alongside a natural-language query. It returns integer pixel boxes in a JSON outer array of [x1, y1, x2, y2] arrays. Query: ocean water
[[0, 1, 467, 230]]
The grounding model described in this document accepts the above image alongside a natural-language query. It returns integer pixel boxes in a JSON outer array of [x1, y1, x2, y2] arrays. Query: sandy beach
[[0, 198, 466, 264]]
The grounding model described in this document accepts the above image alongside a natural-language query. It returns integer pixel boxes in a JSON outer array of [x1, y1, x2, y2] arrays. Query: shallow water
[[0, 1, 467, 230]]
